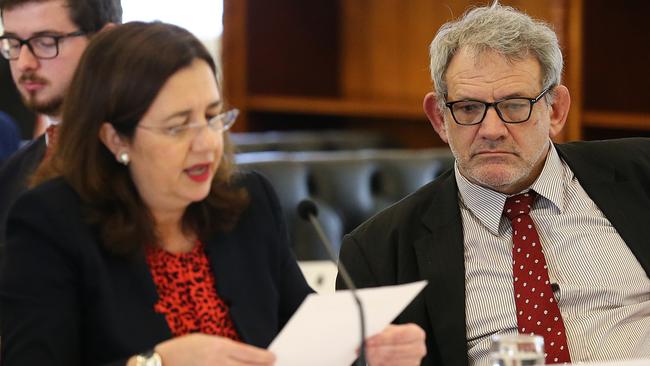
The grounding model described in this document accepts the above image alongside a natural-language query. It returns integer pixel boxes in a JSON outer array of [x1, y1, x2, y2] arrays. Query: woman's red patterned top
[[145, 241, 239, 340]]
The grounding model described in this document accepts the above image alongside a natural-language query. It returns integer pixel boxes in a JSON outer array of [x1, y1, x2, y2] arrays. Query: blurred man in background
[[0, 0, 122, 247]]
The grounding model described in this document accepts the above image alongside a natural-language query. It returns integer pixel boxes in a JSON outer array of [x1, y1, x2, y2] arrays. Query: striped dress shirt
[[457, 144, 650, 365]]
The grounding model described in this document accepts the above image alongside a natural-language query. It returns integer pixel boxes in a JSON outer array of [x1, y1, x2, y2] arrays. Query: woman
[[0, 22, 425, 366]]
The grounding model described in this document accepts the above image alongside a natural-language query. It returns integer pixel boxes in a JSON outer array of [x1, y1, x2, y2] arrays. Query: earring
[[117, 151, 130, 165]]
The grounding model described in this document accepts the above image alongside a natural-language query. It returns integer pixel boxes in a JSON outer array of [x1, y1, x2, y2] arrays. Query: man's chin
[[467, 166, 523, 192], [22, 95, 63, 116]]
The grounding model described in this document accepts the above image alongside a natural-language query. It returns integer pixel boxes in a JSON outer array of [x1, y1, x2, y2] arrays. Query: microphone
[[297, 199, 367, 366]]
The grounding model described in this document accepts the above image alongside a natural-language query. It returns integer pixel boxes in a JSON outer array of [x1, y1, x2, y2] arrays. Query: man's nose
[[15, 44, 40, 71], [477, 107, 508, 139]]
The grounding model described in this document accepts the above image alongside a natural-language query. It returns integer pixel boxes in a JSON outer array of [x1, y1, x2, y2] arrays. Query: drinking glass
[[489, 334, 545, 366]]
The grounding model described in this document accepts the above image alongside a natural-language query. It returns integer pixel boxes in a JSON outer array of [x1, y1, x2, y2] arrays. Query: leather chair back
[[237, 149, 454, 260]]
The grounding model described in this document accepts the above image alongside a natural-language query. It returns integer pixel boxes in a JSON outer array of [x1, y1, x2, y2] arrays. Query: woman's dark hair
[[33, 21, 248, 255]]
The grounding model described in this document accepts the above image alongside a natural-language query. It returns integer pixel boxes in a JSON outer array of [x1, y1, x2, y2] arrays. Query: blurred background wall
[[2, 1, 649, 145], [221, 0, 650, 148]]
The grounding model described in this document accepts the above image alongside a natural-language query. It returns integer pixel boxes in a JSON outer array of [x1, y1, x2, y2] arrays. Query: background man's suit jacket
[[0, 135, 45, 250], [0, 111, 21, 163], [337, 138, 650, 366], [0, 171, 312, 366]]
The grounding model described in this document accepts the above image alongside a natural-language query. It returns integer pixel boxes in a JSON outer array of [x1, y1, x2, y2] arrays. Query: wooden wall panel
[[340, 1, 476, 102], [221, 0, 248, 131], [583, 0, 650, 113], [339, 1, 573, 100], [246, 0, 340, 97], [222, 0, 594, 145]]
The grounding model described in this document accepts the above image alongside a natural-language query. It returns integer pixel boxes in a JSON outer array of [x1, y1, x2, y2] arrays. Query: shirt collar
[[455, 143, 568, 235], [43, 115, 60, 127], [43, 115, 60, 147], [528, 144, 567, 213]]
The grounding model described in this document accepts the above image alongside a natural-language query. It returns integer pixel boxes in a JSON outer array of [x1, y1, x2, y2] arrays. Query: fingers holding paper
[[153, 333, 276, 366], [365, 323, 427, 366]]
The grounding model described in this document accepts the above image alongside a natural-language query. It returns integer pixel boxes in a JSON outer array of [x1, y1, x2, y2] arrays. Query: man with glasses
[[337, 3, 650, 366], [0, 0, 121, 247]]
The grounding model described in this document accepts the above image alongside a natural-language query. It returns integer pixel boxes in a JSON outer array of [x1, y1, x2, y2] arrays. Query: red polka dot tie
[[504, 191, 571, 364]]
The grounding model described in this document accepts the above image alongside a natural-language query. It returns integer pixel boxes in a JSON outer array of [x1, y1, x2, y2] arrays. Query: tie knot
[[45, 124, 58, 142], [503, 191, 536, 220], [44, 124, 59, 159]]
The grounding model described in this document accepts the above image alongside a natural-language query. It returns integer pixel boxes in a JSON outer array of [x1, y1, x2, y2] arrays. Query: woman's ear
[[98, 122, 128, 156]]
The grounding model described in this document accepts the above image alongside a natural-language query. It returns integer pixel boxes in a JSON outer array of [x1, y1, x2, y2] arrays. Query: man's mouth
[[473, 150, 513, 156], [19, 74, 48, 93]]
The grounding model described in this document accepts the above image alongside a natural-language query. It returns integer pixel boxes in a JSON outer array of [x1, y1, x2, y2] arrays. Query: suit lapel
[[113, 233, 268, 348], [203, 231, 269, 346], [413, 174, 469, 366], [406, 142, 650, 366], [558, 144, 650, 275], [104, 248, 171, 349]]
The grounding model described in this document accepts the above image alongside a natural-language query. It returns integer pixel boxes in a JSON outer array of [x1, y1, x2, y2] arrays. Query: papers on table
[[269, 280, 427, 366]]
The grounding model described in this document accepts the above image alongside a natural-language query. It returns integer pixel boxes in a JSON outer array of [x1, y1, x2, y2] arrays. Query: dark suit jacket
[[0, 111, 21, 163], [337, 138, 650, 366], [0, 135, 46, 249], [0, 171, 312, 366]]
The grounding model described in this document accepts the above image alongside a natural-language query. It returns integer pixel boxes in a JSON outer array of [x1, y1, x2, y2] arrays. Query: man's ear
[[98, 122, 128, 156], [98, 22, 117, 33], [423, 92, 449, 144], [548, 85, 570, 138]]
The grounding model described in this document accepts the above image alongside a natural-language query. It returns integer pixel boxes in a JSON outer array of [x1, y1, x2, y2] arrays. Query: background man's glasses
[[0, 31, 86, 60], [445, 87, 551, 125]]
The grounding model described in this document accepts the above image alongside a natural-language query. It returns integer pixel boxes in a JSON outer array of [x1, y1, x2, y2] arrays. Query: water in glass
[[489, 334, 545, 366]]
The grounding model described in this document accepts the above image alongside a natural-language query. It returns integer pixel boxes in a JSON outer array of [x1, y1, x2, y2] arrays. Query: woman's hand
[[135, 333, 276, 366], [365, 323, 427, 366]]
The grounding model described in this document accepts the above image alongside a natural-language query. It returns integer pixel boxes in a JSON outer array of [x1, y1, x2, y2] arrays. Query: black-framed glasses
[[0, 30, 86, 60], [445, 87, 552, 125]]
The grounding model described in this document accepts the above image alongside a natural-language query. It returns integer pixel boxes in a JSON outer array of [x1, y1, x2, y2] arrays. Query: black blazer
[[0, 171, 312, 366], [337, 138, 650, 366], [0, 135, 46, 249]]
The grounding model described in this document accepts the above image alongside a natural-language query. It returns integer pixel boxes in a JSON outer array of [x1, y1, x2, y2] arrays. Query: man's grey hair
[[429, 2, 563, 110]]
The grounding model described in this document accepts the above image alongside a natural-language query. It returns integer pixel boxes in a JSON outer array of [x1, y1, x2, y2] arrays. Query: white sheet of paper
[[268, 280, 427, 366]]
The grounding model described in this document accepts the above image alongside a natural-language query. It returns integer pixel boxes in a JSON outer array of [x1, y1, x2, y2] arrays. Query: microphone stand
[[299, 201, 367, 366]]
